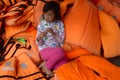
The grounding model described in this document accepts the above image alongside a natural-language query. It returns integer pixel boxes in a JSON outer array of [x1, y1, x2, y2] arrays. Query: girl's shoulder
[[38, 20, 47, 25], [41, 20, 46, 23], [56, 20, 64, 25], [56, 20, 63, 23], [55, 20, 64, 29]]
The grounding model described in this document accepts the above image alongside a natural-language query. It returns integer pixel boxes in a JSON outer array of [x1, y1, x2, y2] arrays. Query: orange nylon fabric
[[4, 25, 41, 64], [62, 42, 82, 52], [99, 10, 120, 58], [1, 0, 120, 80], [0, 54, 46, 80], [63, 0, 101, 55], [16, 53, 45, 80], [65, 48, 91, 60], [0, 57, 17, 80], [59, 0, 75, 16], [5, 22, 31, 39], [79, 55, 120, 80], [33, 0, 45, 27], [1, 1, 34, 26], [55, 58, 106, 80], [97, 0, 120, 23], [55, 49, 120, 80], [97, 0, 113, 13]]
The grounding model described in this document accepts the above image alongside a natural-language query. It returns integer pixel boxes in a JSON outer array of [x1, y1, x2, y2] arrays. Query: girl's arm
[[55, 21, 65, 46], [36, 22, 46, 45], [37, 31, 47, 41]]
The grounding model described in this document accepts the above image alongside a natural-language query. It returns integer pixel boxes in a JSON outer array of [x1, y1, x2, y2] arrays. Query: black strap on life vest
[[17, 71, 46, 79], [0, 75, 16, 79]]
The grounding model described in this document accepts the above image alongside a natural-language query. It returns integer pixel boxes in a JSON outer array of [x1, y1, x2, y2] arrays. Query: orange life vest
[[0, 53, 47, 80]]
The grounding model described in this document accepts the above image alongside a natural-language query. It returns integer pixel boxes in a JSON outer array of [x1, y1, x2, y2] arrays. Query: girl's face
[[44, 10, 55, 22]]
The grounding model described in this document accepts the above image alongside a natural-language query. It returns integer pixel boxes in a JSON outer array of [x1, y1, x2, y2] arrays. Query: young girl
[[36, 1, 68, 78]]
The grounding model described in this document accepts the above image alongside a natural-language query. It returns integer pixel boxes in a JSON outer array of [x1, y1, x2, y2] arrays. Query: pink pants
[[40, 47, 68, 70]]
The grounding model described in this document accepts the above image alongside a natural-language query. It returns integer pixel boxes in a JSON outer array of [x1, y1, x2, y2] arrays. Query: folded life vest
[[2, 26, 41, 64], [56, 52, 120, 80], [63, 0, 101, 55], [16, 53, 46, 80], [5, 5, 34, 26], [0, 53, 46, 80], [98, 10, 120, 58], [5, 22, 31, 39], [79, 55, 120, 80], [1, 1, 28, 18], [97, 0, 120, 23], [0, 0, 34, 26], [55, 57, 106, 80], [0, 0, 20, 6], [0, 57, 17, 80]]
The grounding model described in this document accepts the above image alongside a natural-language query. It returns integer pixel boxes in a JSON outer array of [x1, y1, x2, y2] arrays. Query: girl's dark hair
[[43, 1, 61, 20]]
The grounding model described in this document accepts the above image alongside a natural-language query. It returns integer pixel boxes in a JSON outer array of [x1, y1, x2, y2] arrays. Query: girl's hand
[[46, 28, 56, 36]]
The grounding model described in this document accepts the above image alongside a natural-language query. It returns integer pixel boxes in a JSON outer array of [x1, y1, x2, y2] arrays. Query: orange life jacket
[[0, 53, 47, 80], [16, 53, 46, 80], [0, 57, 17, 80], [63, 0, 101, 55], [2, 25, 41, 64], [56, 49, 120, 80], [97, 0, 120, 23], [98, 10, 120, 58]]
